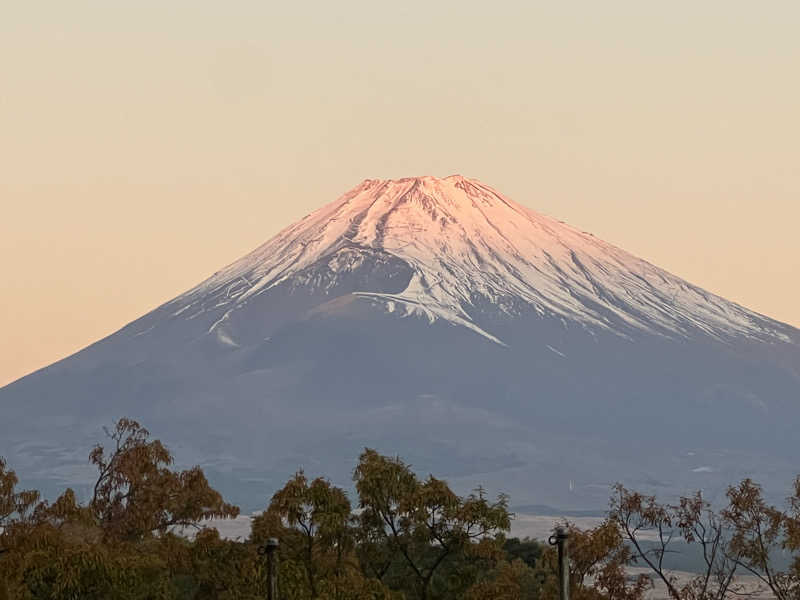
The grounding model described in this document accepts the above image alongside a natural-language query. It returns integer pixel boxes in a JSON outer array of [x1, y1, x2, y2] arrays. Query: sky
[[1, 1, 799, 387]]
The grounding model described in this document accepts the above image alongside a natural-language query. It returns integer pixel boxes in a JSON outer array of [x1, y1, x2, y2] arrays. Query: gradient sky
[[2, 1, 799, 387]]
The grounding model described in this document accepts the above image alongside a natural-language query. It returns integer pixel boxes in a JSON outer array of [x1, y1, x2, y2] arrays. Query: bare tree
[[722, 478, 799, 600], [610, 484, 746, 600]]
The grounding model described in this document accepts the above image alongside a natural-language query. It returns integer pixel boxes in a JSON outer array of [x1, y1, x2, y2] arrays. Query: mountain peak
[[355, 174, 508, 210], [363, 174, 469, 185]]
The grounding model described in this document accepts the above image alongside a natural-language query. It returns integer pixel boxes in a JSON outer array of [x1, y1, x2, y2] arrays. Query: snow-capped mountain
[[2, 176, 799, 511], [174, 175, 789, 346]]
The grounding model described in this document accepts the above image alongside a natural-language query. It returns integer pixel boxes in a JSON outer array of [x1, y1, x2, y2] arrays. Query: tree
[[252, 470, 400, 600], [783, 476, 800, 594], [0, 456, 39, 534], [464, 558, 538, 600], [673, 491, 741, 600], [252, 471, 357, 599], [89, 418, 239, 541], [0, 457, 40, 599], [611, 483, 753, 600], [1, 419, 243, 599], [502, 537, 543, 569], [722, 478, 799, 600], [2, 485, 179, 600], [353, 448, 511, 600], [180, 527, 269, 599]]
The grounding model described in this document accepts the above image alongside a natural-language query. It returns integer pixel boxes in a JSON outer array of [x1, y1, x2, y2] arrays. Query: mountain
[[2, 175, 799, 511]]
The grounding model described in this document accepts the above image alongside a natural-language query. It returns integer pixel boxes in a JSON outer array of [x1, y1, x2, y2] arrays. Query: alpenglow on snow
[[177, 175, 789, 347]]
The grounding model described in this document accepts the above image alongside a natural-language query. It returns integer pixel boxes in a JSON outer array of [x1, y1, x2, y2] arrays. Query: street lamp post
[[258, 538, 279, 600], [549, 526, 570, 600]]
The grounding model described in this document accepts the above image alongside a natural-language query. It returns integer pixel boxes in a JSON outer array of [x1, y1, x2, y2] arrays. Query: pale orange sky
[[2, 1, 799, 387]]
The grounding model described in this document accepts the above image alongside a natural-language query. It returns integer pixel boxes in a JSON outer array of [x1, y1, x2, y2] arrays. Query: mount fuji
[[3, 175, 799, 510]]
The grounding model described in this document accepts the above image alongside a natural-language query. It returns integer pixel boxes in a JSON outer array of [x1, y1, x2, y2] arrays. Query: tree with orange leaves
[[88, 418, 239, 541]]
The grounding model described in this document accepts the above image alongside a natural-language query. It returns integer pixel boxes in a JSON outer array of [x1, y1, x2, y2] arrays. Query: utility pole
[[258, 538, 279, 600], [549, 526, 570, 600]]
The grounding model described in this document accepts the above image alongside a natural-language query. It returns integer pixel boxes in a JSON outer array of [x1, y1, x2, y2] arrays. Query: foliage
[[89, 418, 239, 541], [464, 558, 539, 600], [4, 421, 800, 600], [721, 478, 800, 600], [611, 480, 800, 600], [503, 537, 544, 569], [251, 470, 396, 599], [0, 418, 242, 599], [0, 457, 40, 530], [353, 448, 511, 599]]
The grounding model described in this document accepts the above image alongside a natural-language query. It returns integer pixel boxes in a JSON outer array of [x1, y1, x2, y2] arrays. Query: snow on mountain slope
[[169, 175, 789, 346]]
